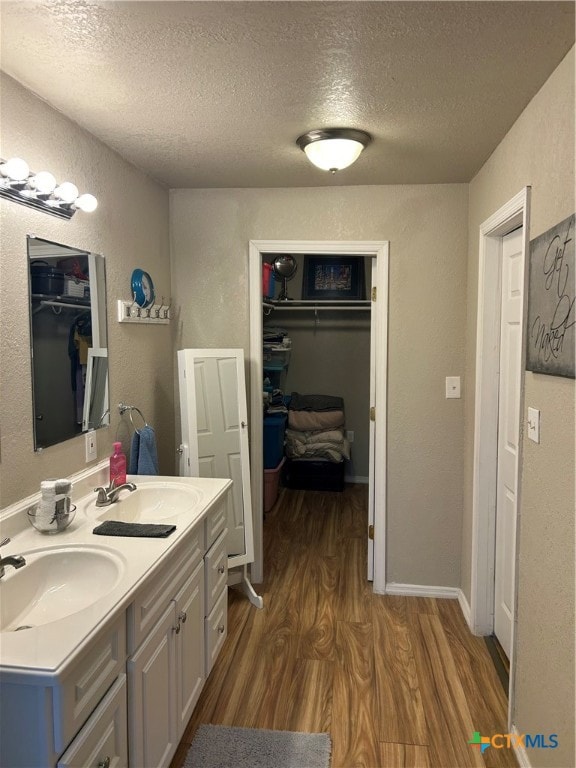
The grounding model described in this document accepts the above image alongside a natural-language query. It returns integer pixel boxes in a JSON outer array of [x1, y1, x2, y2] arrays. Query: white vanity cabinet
[[0, 614, 127, 768], [204, 528, 228, 676], [0, 478, 231, 768], [57, 673, 128, 768], [126, 499, 227, 768], [127, 561, 204, 768]]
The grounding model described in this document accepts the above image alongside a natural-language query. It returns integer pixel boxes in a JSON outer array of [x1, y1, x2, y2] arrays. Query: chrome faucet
[[0, 539, 26, 579], [94, 481, 137, 507]]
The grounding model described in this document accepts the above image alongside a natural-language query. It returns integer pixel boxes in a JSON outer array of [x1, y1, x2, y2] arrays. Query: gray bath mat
[[183, 724, 331, 768]]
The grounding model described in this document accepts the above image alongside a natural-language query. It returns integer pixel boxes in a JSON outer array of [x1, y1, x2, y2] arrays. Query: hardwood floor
[[171, 485, 517, 768]]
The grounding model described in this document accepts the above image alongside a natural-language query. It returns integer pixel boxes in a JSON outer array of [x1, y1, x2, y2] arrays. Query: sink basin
[[0, 546, 125, 632], [95, 482, 203, 523]]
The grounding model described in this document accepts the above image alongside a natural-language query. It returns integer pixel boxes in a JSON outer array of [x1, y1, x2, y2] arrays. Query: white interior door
[[178, 349, 254, 565], [494, 227, 523, 658]]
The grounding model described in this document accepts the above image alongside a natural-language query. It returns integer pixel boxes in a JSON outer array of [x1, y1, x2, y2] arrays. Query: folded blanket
[[93, 521, 176, 538], [285, 428, 345, 445], [289, 392, 344, 412], [285, 439, 350, 462], [288, 409, 345, 432]]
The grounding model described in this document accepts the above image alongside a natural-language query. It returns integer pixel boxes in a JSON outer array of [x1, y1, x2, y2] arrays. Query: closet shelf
[[264, 299, 371, 312], [31, 295, 91, 315]]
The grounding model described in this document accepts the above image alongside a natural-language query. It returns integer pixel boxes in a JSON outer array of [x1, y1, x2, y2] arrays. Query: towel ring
[[118, 402, 148, 431]]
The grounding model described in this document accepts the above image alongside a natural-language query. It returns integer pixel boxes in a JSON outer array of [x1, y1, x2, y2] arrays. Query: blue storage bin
[[263, 413, 287, 469]]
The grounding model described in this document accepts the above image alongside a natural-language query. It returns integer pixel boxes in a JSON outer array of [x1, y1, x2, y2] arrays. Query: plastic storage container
[[264, 457, 285, 512], [283, 458, 345, 492], [263, 413, 287, 469], [262, 344, 291, 370]]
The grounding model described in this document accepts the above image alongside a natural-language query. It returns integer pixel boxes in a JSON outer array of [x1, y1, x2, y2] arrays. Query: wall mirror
[[27, 235, 109, 450]]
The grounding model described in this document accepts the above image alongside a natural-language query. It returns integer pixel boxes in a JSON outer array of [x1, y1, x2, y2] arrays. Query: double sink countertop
[[0, 472, 231, 683]]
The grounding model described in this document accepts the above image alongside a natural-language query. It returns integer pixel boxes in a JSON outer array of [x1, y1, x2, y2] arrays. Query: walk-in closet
[[260, 252, 373, 516]]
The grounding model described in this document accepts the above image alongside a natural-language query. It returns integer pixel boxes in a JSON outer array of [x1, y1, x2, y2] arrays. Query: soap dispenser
[[109, 441, 127, 486]]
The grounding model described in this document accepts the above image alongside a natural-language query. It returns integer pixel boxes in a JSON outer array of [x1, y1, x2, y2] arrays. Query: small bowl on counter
[[27, 503, 77, 534]]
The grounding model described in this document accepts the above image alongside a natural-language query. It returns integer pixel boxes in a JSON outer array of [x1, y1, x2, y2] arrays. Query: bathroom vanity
[[0, 468, 231, 768]]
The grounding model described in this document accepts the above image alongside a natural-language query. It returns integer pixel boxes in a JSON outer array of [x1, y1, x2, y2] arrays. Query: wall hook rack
[[117, 295, 171, 324]]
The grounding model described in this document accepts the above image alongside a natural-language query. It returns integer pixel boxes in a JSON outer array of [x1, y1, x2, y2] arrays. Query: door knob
[[97, 758, 111, 768], [176, 446, 184, 455], [218, 624, 225, 634], [218, 565, 225, 574], [179, 610, 187, 624]]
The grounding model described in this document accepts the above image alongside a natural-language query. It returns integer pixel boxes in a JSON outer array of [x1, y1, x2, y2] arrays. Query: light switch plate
[[85, 430, 97, 462], [445, 376, 461, 399], [527, 407, 540, 443]]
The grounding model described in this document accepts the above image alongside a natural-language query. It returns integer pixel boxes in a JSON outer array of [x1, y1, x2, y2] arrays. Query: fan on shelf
[[273, 254, 297, 301]]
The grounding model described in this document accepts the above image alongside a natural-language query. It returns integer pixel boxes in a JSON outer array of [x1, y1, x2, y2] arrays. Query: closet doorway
[[249, 240, 389, 593]]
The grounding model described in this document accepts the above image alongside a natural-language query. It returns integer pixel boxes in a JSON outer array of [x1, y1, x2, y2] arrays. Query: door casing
[[249, 240, 389, 593], [471, 187, 530, 726]]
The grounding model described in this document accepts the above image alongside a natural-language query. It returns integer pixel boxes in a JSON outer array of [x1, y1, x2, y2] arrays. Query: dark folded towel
[[93, 520, 176, 538], [289, 392, 344, 412]]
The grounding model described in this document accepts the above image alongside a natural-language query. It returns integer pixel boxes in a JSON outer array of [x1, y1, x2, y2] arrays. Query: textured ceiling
[[0, 1, 574, 188]]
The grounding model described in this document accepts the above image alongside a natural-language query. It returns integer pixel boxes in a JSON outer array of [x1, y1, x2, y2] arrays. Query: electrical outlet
[[346, 430, 355, 444], [85, 430, 97, 462]]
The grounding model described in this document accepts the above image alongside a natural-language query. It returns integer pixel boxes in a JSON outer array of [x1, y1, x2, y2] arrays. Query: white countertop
[[0, 473, 231, 683]]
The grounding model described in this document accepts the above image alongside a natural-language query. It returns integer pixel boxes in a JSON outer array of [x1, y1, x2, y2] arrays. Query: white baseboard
[[385, 583, 459, 599], [345, 475, 369, 484], [511, 725, 532, 768], [457, 588, 472, 628]]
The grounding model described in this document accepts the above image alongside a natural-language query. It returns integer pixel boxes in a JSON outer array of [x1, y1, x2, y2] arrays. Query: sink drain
[[14, 625, 34, 631]]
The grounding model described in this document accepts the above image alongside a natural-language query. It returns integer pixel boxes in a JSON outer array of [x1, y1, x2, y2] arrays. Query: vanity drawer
[[204, 529, 228, 615], [57, 673, 128, 768], [205, 587, 227, 677], [127, 531, 203, 653], [206, 498, 226, 549], [54, 614, 126, 754]]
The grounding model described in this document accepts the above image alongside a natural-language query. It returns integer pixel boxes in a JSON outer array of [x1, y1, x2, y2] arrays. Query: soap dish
[[27, 504, 77, 534]]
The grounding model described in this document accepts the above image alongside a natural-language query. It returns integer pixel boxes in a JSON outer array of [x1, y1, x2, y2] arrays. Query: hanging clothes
[[68, 312, 92, 423]]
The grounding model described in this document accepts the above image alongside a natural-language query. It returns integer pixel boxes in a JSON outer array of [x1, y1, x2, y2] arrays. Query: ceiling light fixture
[[0, 156, 97, 219], [296, 128, 372, 173]]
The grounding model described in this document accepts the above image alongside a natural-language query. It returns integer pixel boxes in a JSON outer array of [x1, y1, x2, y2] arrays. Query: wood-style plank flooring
[[171, 485, 517, 768]]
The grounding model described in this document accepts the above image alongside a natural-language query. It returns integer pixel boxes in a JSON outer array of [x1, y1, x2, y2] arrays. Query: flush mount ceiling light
[[296, 128, 372, 173], [0, 156, 97, 219]]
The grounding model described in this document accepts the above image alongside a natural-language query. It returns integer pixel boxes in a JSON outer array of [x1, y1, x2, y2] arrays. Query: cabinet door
[[204, 529, 228, 615], [57, 674, 127, 768], [205, 587, 228, 677], [127, 605, 177, 768], [175, 560, 205, 737]]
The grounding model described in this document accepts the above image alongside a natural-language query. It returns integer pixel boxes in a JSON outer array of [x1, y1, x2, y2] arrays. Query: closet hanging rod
[[34, 299, 91, 314], [269, 299, 370, 305], [269, 304, 371, 311]]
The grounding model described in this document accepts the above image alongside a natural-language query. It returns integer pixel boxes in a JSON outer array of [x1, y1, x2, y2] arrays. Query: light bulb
[[53, 182, 79, 204], [0, 157, 30, 181], [73, 193, 98, 212], [29, 171, 57, 194]]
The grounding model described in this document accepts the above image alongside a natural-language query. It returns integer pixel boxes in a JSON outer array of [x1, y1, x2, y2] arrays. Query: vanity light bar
[[0, 156, 97, 220]]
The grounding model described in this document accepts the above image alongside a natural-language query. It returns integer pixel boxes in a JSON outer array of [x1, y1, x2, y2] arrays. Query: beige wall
[[170, 183, 469, 586], [0, 74, 173, 508], [464, 48, 575, 767]]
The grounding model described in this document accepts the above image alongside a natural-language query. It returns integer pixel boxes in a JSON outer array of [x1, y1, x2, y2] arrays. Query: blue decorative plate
[[131, 268, 155, 308]]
